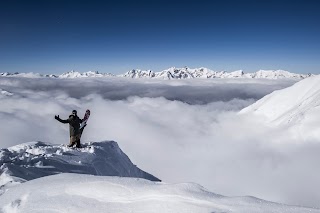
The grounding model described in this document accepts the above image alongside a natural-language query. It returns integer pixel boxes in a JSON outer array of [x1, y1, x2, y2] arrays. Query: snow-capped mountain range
[[121, 67, 312, 79], [0, 67, 313, 79]]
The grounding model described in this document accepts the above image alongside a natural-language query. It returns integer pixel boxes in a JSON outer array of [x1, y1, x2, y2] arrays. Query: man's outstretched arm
[[55, 115, 69, 124]]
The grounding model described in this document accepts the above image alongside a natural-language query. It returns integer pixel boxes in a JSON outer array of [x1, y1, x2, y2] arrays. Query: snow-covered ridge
[[1, 67, 313, 79], [0, 141, 160, 194]]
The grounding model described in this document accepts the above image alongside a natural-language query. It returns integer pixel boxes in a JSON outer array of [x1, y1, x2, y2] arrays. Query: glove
[[55, 115, 59, 120]]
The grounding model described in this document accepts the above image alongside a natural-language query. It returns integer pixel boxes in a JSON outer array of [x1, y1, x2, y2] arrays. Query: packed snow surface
[[0, 173, 318, 213], [240, 75, 320, 126]]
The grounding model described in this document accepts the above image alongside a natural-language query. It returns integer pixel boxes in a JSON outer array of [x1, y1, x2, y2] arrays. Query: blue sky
[[0, 0, 319, 74]]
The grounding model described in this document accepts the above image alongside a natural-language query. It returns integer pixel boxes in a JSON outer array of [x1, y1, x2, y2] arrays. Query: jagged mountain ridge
[[0, 67, 313, 79], [121, 67, 311, 79]]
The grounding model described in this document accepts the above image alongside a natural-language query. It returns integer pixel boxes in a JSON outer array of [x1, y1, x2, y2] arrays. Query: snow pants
[[69, 134, 81, 148]]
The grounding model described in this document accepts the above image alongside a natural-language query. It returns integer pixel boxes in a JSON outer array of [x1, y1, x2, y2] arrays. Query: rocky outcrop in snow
[[121, 69, 155, 78]]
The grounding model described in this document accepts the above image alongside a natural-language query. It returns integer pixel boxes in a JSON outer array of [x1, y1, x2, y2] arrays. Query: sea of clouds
[[0, 76, 319, 208]]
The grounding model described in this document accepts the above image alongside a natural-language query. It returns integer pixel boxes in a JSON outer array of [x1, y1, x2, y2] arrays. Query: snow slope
[[240, 75, 320, 126], [0, 141, 160, 194], [0, 173, 318, 213]]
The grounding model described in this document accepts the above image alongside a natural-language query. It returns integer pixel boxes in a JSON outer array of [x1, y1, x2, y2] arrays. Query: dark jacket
[[56, 115, 82, 137]]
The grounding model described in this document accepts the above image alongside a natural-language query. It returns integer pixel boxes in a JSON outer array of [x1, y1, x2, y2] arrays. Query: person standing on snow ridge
[[55, 110, 83, 148]]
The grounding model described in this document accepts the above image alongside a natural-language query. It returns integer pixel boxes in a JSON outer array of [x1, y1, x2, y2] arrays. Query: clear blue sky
[[0, 0, 319, 74]]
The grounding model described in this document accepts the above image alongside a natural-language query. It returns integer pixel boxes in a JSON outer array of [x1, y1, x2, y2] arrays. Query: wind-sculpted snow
[[0, 141, 160, 194], [0, 173, 318, 213]]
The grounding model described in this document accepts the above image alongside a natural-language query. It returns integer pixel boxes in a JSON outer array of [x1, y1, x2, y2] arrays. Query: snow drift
[[0, 173, 318, 213], [0, 141, 160, 195]]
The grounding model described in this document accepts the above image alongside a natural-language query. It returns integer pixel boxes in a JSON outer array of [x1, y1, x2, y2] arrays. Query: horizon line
[[0, 66, 316, 75]]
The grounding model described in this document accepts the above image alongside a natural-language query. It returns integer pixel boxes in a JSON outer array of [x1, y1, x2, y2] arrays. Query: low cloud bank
[[1, 77, 319, 208], [0, 77, 294, 104]]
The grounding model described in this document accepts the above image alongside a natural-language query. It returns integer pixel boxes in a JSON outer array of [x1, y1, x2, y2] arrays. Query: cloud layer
[[0, 77, 294, 104], [1, 77, 319, 208]]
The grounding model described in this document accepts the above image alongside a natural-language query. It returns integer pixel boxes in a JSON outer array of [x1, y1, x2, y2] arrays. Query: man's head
[[72, 110, 77, 116]]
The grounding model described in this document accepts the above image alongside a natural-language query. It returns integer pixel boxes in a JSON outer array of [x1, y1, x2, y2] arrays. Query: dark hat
[[72, 110, 77, 115]]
